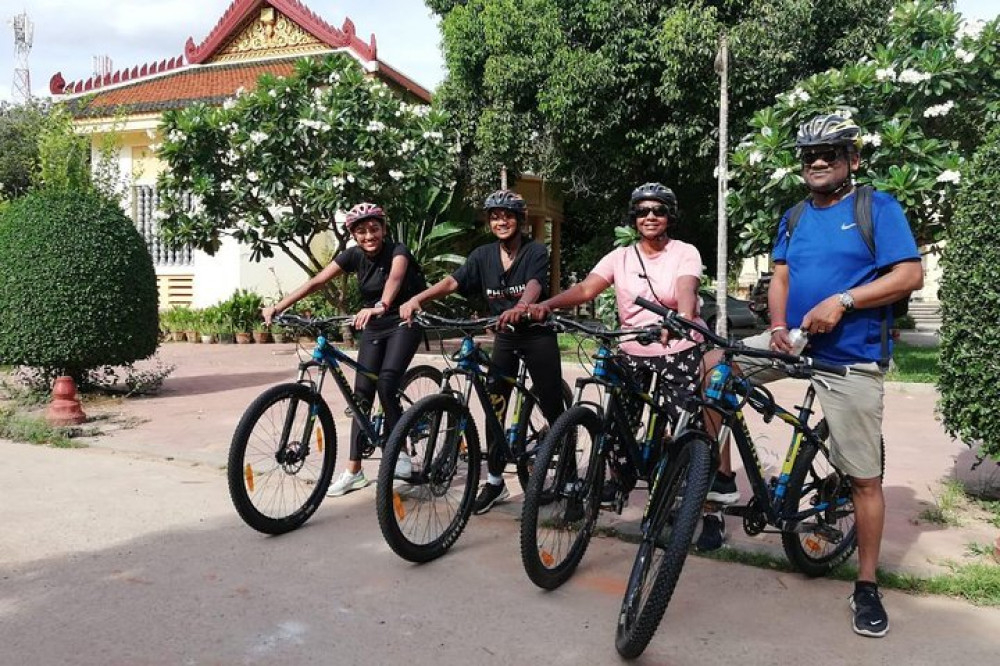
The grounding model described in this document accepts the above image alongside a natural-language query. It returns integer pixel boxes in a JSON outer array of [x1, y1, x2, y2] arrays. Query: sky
[[0, 0, 998, 104]]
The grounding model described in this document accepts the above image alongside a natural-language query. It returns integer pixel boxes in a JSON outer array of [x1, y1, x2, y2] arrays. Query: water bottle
[[593, 346, 611, 379], [788, 328, 809, 355]]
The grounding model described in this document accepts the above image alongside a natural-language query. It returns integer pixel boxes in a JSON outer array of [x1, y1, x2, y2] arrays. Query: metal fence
[[133, 185, 193, 266]]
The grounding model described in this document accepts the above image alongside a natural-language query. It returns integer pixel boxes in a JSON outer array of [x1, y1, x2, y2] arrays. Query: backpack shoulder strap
[[785, 198, 810, 240], [854, 185, 875, 257]]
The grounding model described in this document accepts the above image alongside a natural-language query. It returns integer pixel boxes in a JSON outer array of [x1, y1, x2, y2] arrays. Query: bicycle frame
[[293, 333, 387, 451], [443, 335, 542, 466], [701, 354, 849, 534]]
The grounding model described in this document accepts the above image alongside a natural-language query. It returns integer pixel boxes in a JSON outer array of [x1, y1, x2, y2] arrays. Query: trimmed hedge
[[0, 187, 159, 375], [938, 128, 1000, 461]]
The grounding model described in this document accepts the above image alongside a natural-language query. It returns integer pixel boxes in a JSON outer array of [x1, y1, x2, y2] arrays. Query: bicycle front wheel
[[227, 383, 337, 535], [615, 433, 712, 659], [376, 393, 481, 563], [520, 405, 604, 590], [780, 419, 859, 577]]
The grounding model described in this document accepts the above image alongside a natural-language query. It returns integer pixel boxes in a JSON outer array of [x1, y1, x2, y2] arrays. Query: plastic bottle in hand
[[788, 328, 809, 355]]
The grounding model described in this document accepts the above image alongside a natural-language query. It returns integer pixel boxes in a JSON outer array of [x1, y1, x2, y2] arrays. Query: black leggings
[[349, 324, 422, 461], [485, 330, 566, 476]]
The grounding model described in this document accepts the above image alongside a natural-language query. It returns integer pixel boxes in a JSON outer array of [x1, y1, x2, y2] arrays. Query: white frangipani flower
[[747, 150, 764, 165], [936, 170, 961, 184], [898, 68, 931, 84], [389, 170, 404, 181], [861, 133, 882, 147], [770, 167, 791, 180], [924, 101, 955, 118], [955, 48, 975, 63], [875, 67, 897, 82]]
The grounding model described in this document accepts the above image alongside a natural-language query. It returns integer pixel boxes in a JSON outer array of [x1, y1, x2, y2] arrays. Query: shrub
[[938, 127, 1000, 461], [0, 187, 159, 377]]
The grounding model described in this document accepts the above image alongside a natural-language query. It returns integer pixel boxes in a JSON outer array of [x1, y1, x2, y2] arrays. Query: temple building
[[50, 0, 433, 309]]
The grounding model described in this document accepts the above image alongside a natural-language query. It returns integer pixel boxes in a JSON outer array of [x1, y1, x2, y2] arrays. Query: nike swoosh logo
[[841, 223, 857, 230], [869, 621, 882, 626]]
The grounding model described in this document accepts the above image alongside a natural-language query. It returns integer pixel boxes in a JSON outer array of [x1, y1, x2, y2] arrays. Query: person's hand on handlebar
[[261, 306, 279, 326], [399, 298, 421, 325], [524, 302, 552, 322], [497, 303, 530, 329]]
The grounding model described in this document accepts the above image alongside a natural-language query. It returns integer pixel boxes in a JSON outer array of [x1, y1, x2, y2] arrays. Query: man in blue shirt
[[767, 114, 923, 637]]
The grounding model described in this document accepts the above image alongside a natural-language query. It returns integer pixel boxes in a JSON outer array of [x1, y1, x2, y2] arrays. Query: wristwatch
[[374, 300, 387, 312], [838, 291, 855, 313]]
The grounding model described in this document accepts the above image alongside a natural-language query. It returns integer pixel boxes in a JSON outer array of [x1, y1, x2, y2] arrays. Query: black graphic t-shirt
[[452, 236, 550, 320], [334, 242, 426, 330]]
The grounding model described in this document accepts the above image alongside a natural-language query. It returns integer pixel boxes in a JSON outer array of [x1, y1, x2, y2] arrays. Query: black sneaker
[[473, 481, 510, 515], [695, 512, 726, 552], [706, 472, 740, 504], [850, 585, 889, 637], [600, 479, 625, 510]]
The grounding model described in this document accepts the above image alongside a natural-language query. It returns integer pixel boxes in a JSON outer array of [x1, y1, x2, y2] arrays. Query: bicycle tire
[[520, 405, 604, 590], [227, 383, 337, 535], [780, 419, 859, 577], [514, 379, 574, 491], [376, 393, 481, 563], [615, 433, 713, 659], [360, 364, 443, 458]]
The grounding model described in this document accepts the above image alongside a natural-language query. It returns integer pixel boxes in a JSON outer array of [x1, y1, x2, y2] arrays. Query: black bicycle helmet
[[483, 189, 527, 220], [629, 182, 678, 221], [795, 113, 863, 152]]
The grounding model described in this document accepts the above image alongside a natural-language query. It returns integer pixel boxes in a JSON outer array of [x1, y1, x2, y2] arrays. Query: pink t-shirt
[[590, 241, 704, 357]]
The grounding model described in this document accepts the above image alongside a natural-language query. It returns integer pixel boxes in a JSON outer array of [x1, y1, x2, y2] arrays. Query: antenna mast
[[11, 11, 34, 103]]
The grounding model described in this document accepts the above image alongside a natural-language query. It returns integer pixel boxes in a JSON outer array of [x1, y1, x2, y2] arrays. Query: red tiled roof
[[50, 0, 431, 113], [68, 59, 301, 118]]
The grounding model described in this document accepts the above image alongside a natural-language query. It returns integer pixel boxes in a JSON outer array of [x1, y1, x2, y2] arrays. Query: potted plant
[[185, 307, 200, 342], [272, 325, 290, 344], [165, 306, 192, 342], [221, 289, 264, 343], [253, 321, 272, 344], [199, 307, 219, 344]]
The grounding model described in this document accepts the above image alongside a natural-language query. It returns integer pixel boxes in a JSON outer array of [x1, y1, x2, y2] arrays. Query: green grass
[[0, 406, 86, 448], [695, 545, 1000, 605], [887, 341, 939, 383], [918, 478, 967, 526]]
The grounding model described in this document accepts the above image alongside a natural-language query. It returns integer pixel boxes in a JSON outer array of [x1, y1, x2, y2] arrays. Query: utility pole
[[500, 165, 508, 190], [714, 34, 729, 336], [11, 11, 33, 104]]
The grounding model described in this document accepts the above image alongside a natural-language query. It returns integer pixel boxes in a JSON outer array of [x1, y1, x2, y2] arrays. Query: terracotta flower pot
[[253, 331, 272, 344], [171, 331, 186, 342], [186, 330, 200, 342], [235, 331, 253, 344], [272, 332, 289, 344]]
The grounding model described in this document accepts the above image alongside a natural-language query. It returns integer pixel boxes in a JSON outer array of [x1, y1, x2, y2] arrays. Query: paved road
[[3, 440, 999, 665]]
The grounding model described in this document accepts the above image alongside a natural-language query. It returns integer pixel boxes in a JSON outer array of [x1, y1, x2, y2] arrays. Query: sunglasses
[[632, 204, 670, 219], [799, 147, 844, 166]]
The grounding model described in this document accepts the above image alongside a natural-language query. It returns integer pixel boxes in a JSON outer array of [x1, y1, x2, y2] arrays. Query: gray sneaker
[[327, 469, 369, 497]]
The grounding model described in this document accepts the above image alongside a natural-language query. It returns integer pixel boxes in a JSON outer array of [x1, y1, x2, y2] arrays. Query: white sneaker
[[327, 469, 369, 497], [394, 452, 413, 479]]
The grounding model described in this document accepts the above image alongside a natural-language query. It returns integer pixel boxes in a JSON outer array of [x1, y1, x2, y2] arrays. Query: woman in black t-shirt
[[399, 190, 566, 515], [263, 203, 425, 497]]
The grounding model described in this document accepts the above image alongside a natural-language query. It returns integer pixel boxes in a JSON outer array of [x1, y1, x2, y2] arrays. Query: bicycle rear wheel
[[520, 405, 604, 590], [615, 433, 712, 659], [780, 419, 859, 577], [360, 364, 443, 458], [514, 379, 574, 491], [376, 393, 481, 562], [227, 383, 337, 535]]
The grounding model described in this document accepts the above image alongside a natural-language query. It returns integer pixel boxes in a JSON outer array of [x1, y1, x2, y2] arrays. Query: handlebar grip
[[807, 358, 849, 377], [634, 296, 673, 319]]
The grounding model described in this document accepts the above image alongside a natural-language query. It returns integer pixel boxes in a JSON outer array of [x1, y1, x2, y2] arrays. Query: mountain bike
[[375, 313, 572, 563], [519, 316, 678, 590], [227, 313, 442, 535], [613, 297, 854, 659]]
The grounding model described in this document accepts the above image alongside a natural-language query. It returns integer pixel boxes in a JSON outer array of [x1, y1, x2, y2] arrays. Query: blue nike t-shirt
[[772, 190, 920, 366]]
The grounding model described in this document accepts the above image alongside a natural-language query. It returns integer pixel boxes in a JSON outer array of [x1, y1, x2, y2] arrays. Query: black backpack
[[785, 185, 909, 367]]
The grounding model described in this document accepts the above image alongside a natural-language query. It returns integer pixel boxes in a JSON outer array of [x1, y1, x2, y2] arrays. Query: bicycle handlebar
[[411, 312, 501, 332], [632, 296, 848, 377], [273, 313, 355, 329], [547, 314, 661, 346]]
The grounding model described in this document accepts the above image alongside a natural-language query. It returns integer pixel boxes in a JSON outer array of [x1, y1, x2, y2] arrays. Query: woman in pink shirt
[[525, 182, 704, 427], [524, 183, 737, 549]]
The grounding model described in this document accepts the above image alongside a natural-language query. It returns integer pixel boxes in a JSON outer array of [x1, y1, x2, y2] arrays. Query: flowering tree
[[728, 1, 999, 259], [156, 54, 463, 288]]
